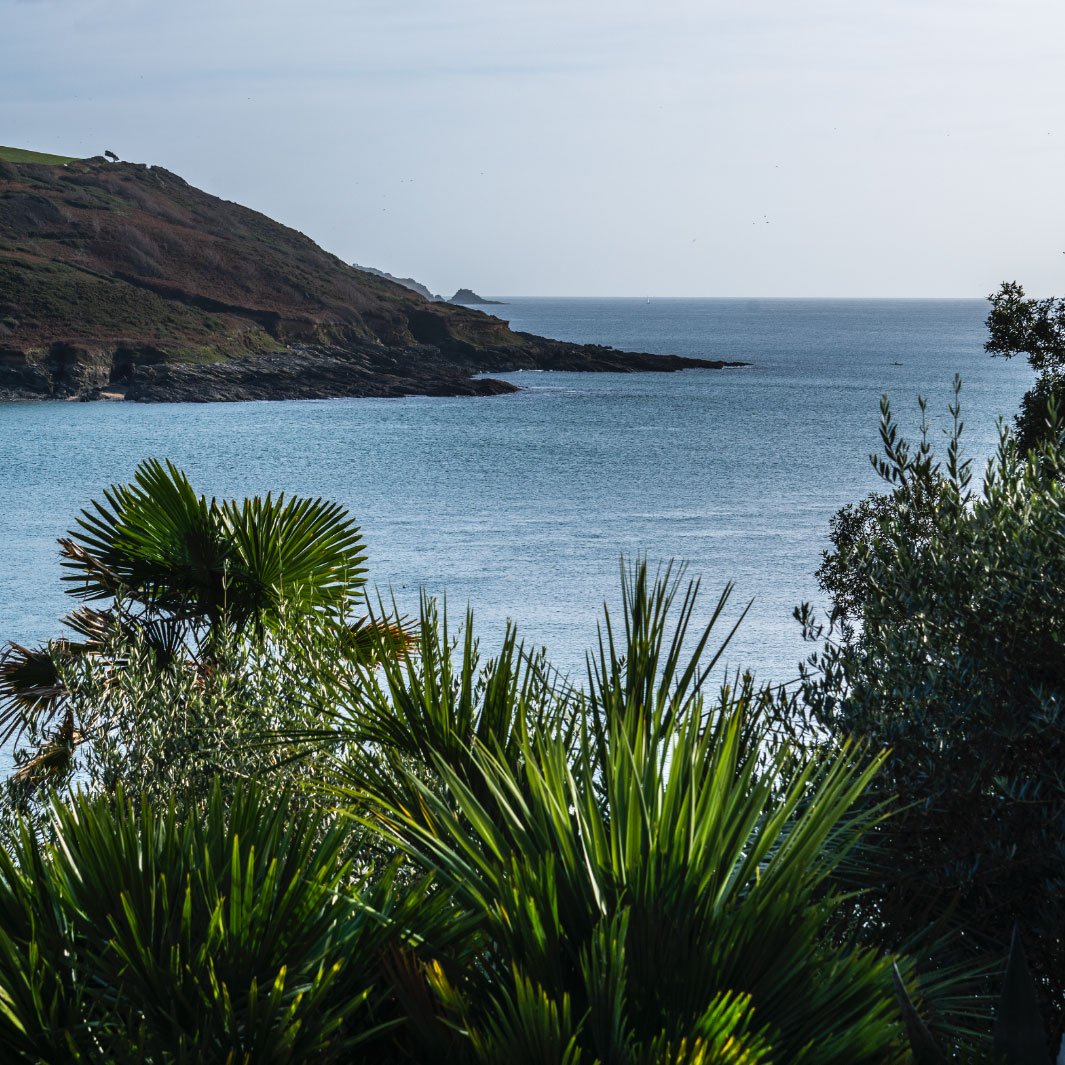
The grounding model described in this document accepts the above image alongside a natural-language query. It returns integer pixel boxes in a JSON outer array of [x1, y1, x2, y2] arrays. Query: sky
[[3, 0, 1064, 297]]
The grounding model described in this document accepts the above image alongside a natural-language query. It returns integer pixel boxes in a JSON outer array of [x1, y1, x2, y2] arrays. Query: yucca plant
[[350, 563, 909, 1064], [0, 782, 443, 1063], [294, 592, 578, 820]]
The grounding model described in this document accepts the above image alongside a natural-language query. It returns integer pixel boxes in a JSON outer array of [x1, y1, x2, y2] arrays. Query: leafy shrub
[[2, 619, 359, 827], [798, 382, 1065, 1045], [1013, 369, 1065, 453], [0, 460, 947, 1060]]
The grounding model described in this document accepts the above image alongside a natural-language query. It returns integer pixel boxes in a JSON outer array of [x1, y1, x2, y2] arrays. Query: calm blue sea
[[0, 298, 1034, 685]]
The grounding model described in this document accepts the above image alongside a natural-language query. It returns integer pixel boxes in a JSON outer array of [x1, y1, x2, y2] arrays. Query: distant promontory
[[0, 152, 746, 402], [352, 265, 443, 303]]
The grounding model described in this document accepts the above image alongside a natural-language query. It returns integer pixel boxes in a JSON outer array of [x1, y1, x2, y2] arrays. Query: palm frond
[[62, 458, 223, 615], [344, 612, 419, 666], [220, 490, 367, 630], [318, 594, 577, 818], [0, 643, 66, 729], [0, 783, 423, 1061]]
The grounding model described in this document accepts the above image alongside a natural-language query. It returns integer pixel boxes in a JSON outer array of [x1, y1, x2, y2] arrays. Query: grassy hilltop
[[0, 145, 77, 165]]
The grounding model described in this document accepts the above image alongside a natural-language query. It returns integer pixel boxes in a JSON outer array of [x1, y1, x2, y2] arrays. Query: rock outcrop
[[450, 288, 503, 305]]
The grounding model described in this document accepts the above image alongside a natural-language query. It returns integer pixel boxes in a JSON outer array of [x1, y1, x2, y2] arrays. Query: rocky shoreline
[[0, 337, 744, 403]]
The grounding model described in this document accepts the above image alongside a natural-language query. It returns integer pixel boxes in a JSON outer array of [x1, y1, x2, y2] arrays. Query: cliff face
[[0, 157, 742, 401]]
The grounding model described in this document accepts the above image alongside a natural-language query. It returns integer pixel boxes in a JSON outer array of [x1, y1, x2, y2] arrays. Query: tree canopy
[[985, 281, 1065, 450]]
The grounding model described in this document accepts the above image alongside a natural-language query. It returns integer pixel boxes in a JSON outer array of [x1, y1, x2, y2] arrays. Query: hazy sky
[[4, 0, 1064, 296]]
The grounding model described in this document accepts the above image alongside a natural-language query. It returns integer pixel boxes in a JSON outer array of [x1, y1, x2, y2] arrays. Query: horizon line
[[480, 294, 992, 301]]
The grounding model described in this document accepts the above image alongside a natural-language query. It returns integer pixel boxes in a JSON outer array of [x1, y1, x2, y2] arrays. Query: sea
[[0, 298, 1035, 687]]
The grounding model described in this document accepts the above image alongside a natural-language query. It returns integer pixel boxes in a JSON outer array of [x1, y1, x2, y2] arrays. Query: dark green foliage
[[1013, 369, 1065, 453], [895, 928, 1054, 1065], [893, 964, 947, 1065], [992, 930, 1053, 1065], [985, 281, 1065, 371], [801, 382, 1065, 1047], [815, 485, 942, 624], [985, 281, 1065, 450], [0, 784, 421, 1063]]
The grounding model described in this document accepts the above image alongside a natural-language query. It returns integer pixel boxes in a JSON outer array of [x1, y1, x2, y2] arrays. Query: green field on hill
[[0, 145, 77, 164]]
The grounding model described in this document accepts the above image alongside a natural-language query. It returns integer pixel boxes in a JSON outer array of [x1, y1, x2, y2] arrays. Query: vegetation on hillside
[[0, 155, 733, 402]]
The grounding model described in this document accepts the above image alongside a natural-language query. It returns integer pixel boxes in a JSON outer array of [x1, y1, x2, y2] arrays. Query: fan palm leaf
[[62, 459, 222, 615], [0, 643, 69, 733], [219, 491, 367, 632], [61, 459, 368, 633]]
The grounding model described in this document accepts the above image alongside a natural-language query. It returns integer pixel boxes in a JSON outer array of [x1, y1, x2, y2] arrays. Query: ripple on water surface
[[0, 298, 1033, 683]]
